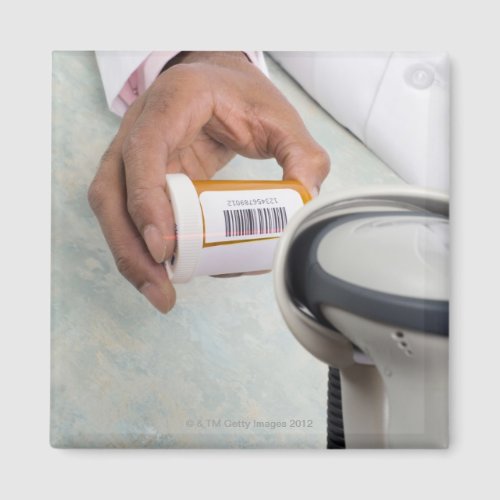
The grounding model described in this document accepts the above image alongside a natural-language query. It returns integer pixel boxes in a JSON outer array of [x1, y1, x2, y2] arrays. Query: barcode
[[223, 207, 288, 237]]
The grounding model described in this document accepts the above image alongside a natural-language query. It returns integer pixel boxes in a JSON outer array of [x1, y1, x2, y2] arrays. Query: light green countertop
[[50, 52, 404, 448]]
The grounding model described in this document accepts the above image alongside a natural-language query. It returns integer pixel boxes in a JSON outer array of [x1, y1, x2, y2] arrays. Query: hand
[[88, 51, 330, 313]]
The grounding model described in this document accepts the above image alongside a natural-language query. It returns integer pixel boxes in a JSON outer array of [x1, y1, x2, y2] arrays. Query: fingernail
[[310, 186, 320, 199], [140, 282, 172, 313], [143, 224, 167, 263]]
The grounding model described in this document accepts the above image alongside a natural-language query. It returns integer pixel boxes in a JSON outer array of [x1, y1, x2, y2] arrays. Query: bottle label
[[199, 189, 304, 245]]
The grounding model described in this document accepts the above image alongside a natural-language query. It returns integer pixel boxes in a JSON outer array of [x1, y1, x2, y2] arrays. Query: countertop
[[50, 52, 404, 448]]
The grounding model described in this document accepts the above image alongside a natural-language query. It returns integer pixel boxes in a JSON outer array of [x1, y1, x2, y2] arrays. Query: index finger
[[269, 113, 331, 196]]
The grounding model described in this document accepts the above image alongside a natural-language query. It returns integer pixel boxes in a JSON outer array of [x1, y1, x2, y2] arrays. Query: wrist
[[161, 51, 251, 73]]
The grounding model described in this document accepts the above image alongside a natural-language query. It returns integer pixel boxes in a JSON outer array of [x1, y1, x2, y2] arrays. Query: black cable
[[327, 366, 345, 449]]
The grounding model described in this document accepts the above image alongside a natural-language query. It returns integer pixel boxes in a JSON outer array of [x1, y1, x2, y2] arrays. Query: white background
[[1, 0, 499, 498]]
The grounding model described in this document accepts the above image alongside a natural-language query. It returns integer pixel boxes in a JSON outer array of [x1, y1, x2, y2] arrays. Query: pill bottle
[[165, 173, 312, 283]]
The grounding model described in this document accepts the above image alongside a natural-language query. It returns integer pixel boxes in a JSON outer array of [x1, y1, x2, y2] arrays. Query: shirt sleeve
[[95, 51, 269, 117]]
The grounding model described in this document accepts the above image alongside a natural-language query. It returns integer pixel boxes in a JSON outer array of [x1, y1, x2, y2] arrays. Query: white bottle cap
[[165, 173, 203, 283]]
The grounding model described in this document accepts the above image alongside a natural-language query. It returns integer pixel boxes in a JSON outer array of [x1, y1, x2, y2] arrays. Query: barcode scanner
[[273, 186, 449, 448]]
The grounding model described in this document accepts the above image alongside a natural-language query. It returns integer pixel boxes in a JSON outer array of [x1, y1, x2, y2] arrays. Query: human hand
[[88, 51, 330, 313]]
